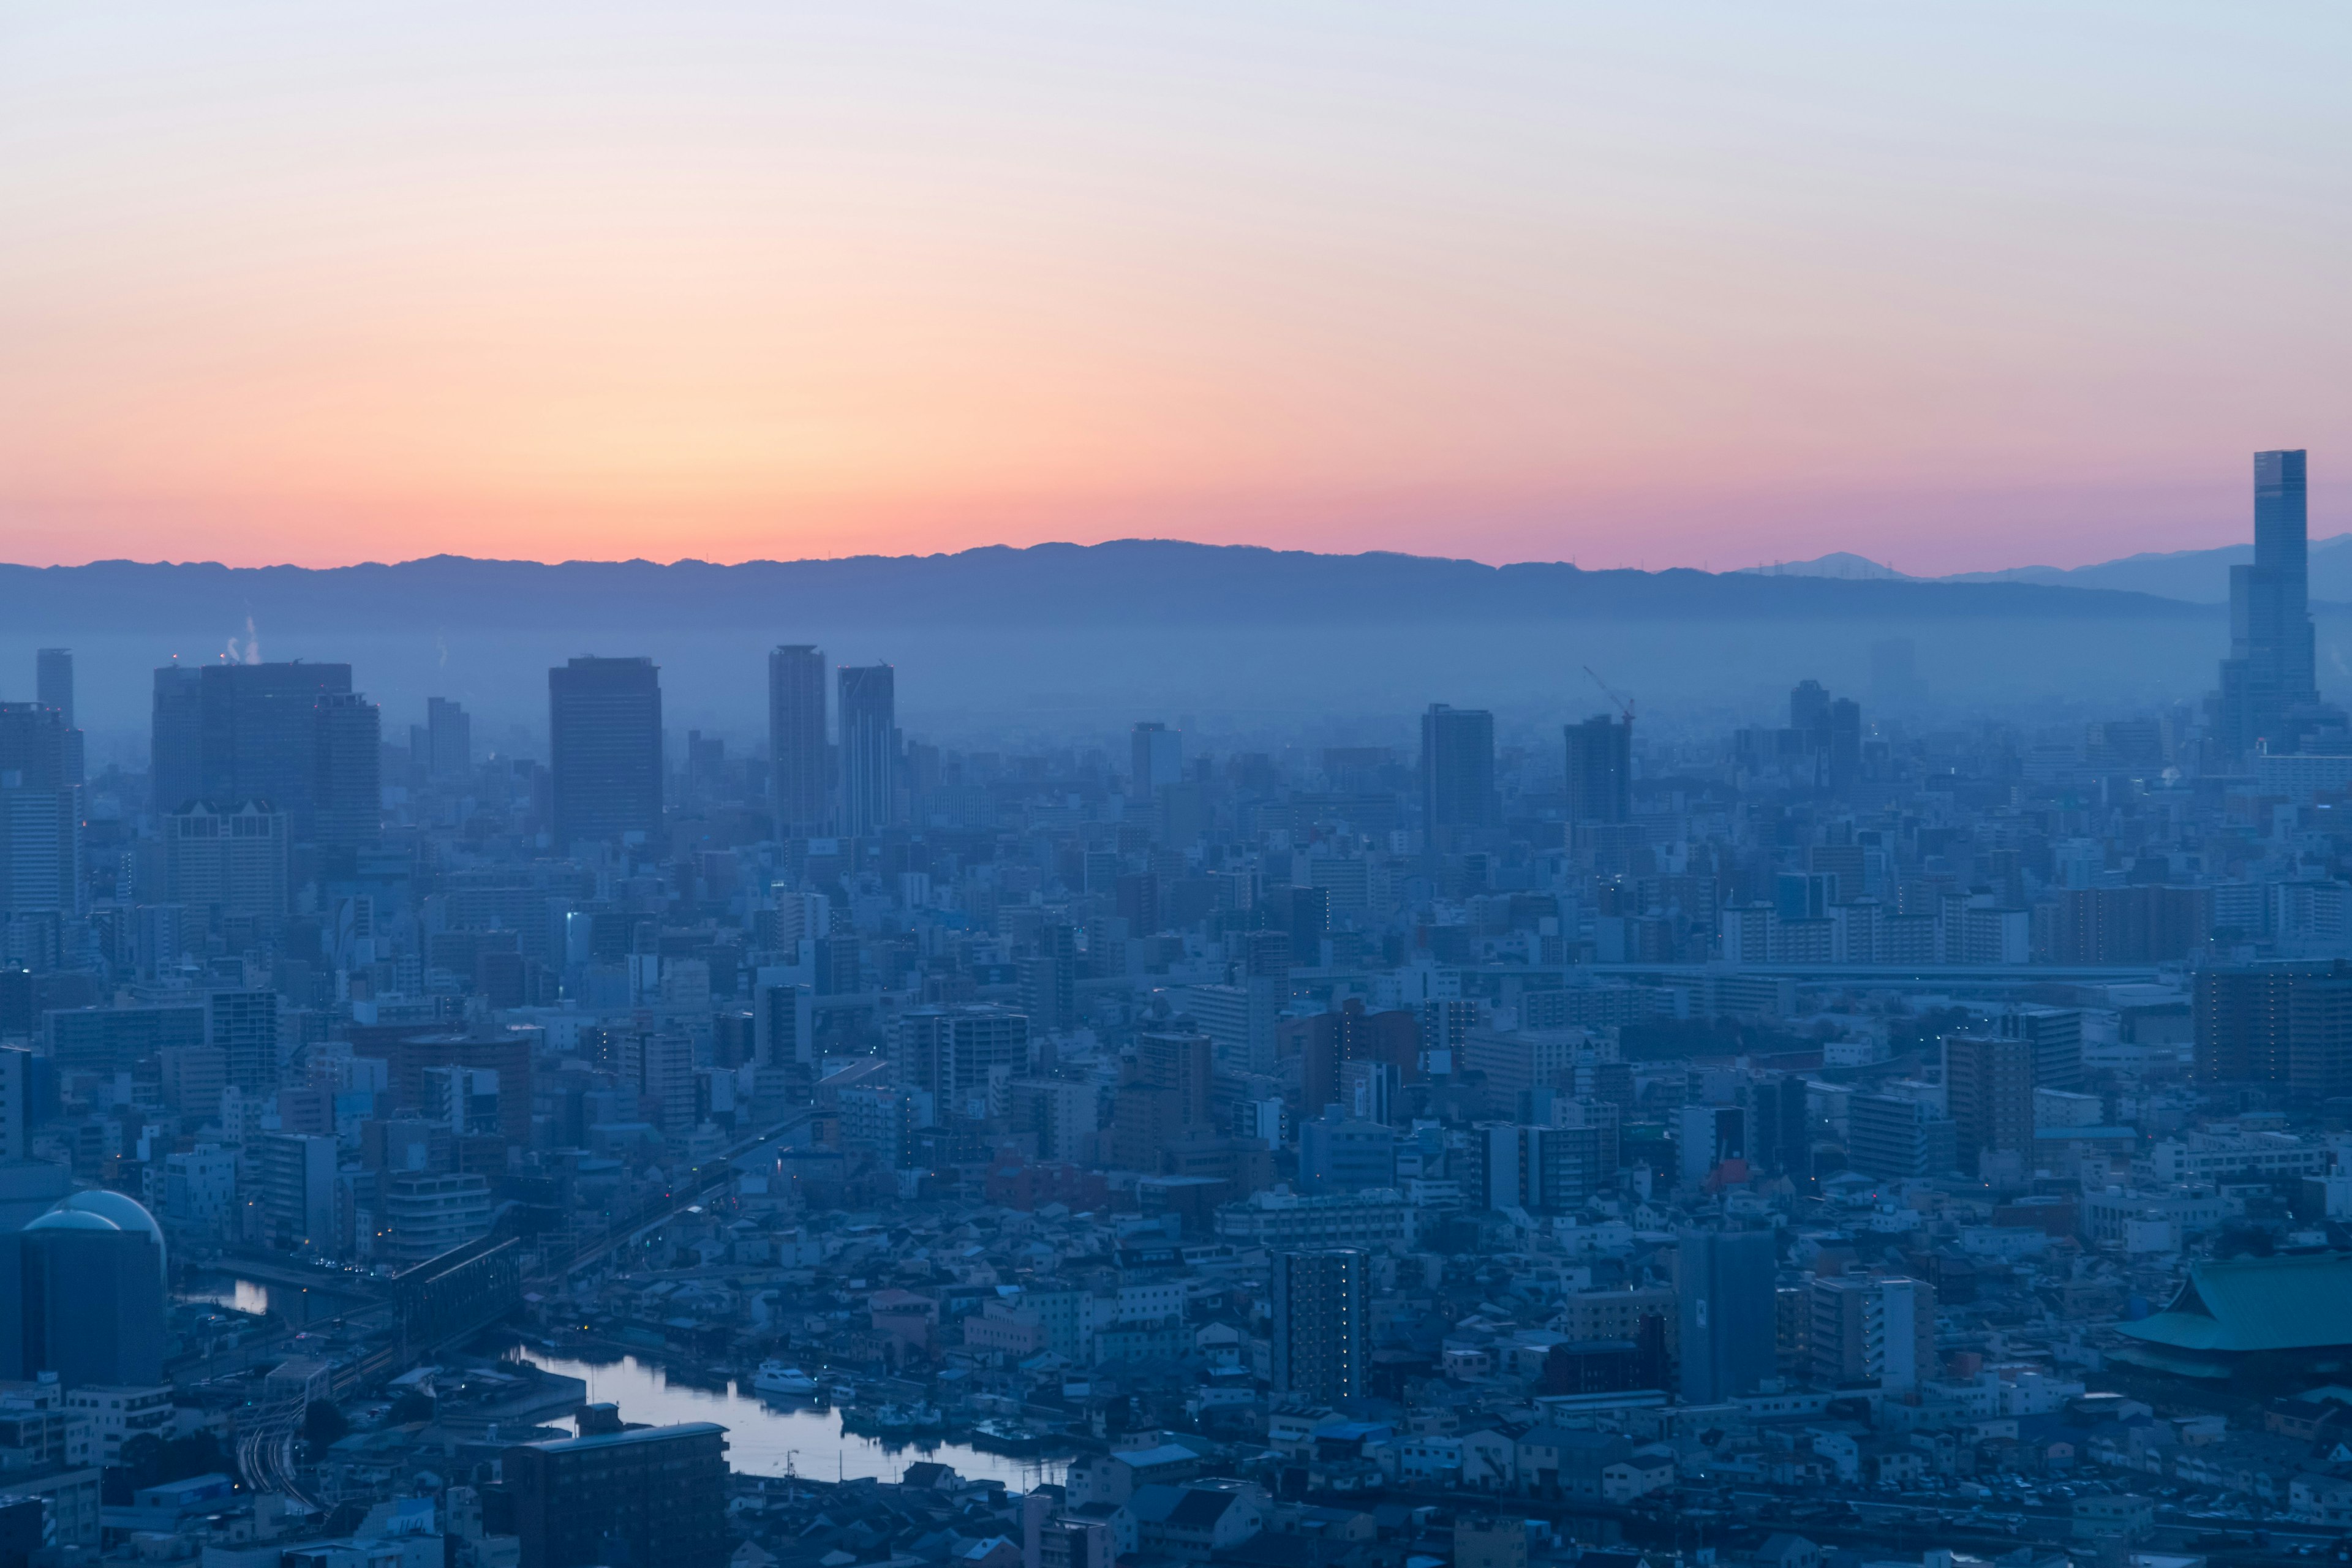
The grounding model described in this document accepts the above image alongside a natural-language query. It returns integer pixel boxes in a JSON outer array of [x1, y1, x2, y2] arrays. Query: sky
[[1, 3, 2348, 576]]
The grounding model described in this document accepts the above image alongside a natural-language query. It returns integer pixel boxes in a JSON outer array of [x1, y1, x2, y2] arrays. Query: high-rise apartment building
[[837, 663, 897, 837], [1943, 1033, 2034, 1172], [767, 646, 829, 835], [501, 1423, 731, 1568], [1270, 1248, 1368, 1402], [2218, 450, 2324, 756], [1809, 1273, 1936, 1392], [891, 1006, 1030, 1114], [1677, 1227, 1777, 1403], [1562, 714, 1632, 825], [1420, 704, 1496, 842], [548, 657, 663, 849]]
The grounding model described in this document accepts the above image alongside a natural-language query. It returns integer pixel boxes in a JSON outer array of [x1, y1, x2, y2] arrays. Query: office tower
[[1790, 679, 1831, 744], [1298, 1114, 1395, 1193], [754, 979, 813, 1068], [767, 646, 829, 835], [423, 696, 472, 783], [621, 1030, 696, 1136], [1826, 697, 1862, 790], [548, 657, 663, 849], [32, 651, 78, 786], [1745, 1074, 1810, 1175], [502, 1423, 731, 1568], [0, 1200, 168, 1387], [891, 1006, 1030, 1110], [0, 705, 80, 919], [1419, 704, 1496, 842], [1944, 1033, 2034, 1172], [836, 663, 897, 837], [313, 691, 382, 854], [2218, 450, 2323, 756], [1846, 1092, 1956, 1178], [1132, 721, 1183, 794], [1563, 714, 1632, 824], [164, 801, 290, 921], [1270, 1248, 1367, 1403], [1019, 923, 1078, 1034], [1809, 1273, 1935, 1392], [254, 1132, 337, 1250], [1676, 1103, 1745, 1187], [32, 652, 70, 731], [1677, 1228, 1777, 1403], [1472, 1119, 1613, 1214], [149, 667, 205, 815]]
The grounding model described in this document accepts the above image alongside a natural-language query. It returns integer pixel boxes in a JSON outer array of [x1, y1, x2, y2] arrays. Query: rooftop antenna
[[1583, 666, 1635, 723]]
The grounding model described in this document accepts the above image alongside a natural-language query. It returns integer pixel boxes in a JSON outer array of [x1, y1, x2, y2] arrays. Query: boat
[[970, 1419, 1042, 1454], [872, 1403, 916, 1434], [908, 1403, 944, 1431], [752, 1362, 821, 1398]]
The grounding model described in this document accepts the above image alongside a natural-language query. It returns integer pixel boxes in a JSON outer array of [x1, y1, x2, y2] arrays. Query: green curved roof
[[2116, 1251, 2352, 1354]]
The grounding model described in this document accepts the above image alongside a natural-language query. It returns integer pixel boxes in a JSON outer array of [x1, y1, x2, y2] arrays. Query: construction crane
[[1583, 666, 1635, 723]]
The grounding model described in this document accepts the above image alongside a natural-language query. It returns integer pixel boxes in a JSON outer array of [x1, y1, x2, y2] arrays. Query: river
[[505, 1349, 1071, 1488]]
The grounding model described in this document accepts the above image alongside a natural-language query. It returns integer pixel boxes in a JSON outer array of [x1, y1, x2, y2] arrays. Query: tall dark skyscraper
[[837, 663, 897, 838], [422, 696, 472, 783], [36, 650, 82, 787], [149, 662, 374, 847], [1563, 713, 1632, 824], [32, 651, 70, 730], [1419, 703, 1496, 844], [548, 657, 664, 849], [151, 666, 205, 816], [2219, 449, 2322, 756], [0, 703, 81, 918], [313, 692, 383, 856], [767, 645, 829, 835]]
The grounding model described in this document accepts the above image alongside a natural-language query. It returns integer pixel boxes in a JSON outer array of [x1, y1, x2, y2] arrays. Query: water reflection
[[507, 1349, 1069, 1489], [180, 1278, 272, 1316]]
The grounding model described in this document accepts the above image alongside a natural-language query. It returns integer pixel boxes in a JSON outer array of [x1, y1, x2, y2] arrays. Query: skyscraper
[[2219, 449, 2323, 756], [1271, 1248, 1368, 1403], [34, 650, 80, 786], [1419, 703, 1496, 844], [32, 651, 70, 730], [150, 667, 205, 815], [313, 691, 383, 856], [767, 646, 828, 835], [1562, 713, 1632, 824], [1132, 722, 1183, 794], [837, 663, 896, 837], [150, 662, 375, 847], [0, 704, 81, 918], [548, 657, 663, 849], [423, 696, 472, 784], [1676, 1227, 1777, 1403]]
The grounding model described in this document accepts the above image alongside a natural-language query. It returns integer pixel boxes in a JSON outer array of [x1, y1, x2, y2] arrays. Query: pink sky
[[1, 4, 2345, 575]]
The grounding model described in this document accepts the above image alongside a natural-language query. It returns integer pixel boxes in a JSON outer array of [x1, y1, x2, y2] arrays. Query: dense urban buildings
[[3, 450, 2352, 1562]]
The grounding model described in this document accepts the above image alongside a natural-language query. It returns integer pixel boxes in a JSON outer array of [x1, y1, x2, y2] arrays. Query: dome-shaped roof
[[53, 1191, 163, 1245], [24, 1208, 120, 1232], [50, 1191, 165, 1267]]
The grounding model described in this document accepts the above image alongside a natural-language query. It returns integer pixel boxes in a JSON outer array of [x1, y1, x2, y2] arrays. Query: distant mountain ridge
[[0, 541, 2214, 637], [1752, 536, 2352, 604]]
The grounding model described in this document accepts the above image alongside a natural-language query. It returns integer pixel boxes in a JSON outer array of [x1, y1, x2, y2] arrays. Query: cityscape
[[0, 451, 2337, 1566], [5, 5, 2352, 1568]]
